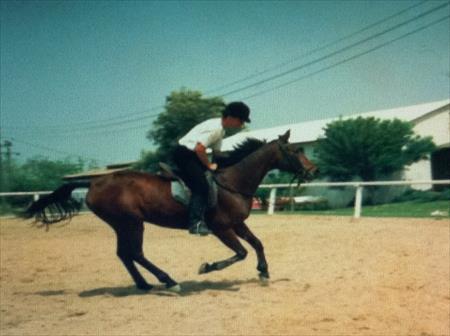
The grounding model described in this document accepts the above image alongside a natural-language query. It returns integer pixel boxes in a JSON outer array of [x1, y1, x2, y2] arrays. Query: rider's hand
[[209, 163, 218, 171]]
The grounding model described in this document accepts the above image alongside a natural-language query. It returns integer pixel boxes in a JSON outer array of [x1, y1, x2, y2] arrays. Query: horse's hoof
[[258, 273, 270, 285], [198, 262, 210, 274], [167, 284, 182, 293]]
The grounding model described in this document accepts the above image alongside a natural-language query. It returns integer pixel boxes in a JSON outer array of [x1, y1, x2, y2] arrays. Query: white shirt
[[178, 118, 225, 151]]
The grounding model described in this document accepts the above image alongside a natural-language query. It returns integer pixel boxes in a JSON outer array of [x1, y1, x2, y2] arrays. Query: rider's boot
[[188, 193, 211, 236]]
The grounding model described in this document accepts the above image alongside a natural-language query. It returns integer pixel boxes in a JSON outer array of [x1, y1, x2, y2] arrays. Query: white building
[[222, 99, 450, 190]]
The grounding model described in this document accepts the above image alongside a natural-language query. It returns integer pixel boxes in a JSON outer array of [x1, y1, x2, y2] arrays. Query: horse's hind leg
[[115, 226, 152, 291], [234, 222, 270, 281], [126, 223, 179, 291], [198, 229, 248, 274]]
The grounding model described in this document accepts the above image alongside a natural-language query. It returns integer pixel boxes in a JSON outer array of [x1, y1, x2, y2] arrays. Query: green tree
[[137, 89, 225, 171], [315, 117, 436, 181], [7, 156, 94, 192], [0, 156, 94, 213]]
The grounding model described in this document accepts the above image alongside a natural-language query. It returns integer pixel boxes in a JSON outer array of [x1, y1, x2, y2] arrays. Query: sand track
[[1, 214, 449, 335]]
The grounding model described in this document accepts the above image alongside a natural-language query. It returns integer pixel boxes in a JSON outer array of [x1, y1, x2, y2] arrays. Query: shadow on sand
[[76, 278, 291, 298]]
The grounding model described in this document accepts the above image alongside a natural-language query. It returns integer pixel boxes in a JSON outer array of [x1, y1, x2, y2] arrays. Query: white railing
[[1, 180, 449, 218], [0, 189, 87, 202], [259, 180, 450, 218]]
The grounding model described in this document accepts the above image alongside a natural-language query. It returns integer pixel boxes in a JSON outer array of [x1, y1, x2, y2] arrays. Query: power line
[[2, 2, 448, 138], [11, 15, 450, 161], [205, 0, 430, 95], [238, 15, 450, 101], [6, 137, 107, 165], [221, 2, 449, 98], [5, 106, 162, 131], [2, 0, 437, 133]]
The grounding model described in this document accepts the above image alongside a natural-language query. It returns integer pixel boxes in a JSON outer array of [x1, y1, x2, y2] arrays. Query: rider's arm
[[194, 143, 217, 171]]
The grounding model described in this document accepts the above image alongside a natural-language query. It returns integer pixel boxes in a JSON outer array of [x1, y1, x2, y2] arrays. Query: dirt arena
[[1, 213, 449, 336]]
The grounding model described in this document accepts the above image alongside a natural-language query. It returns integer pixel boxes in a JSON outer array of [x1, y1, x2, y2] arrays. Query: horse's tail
[[22, 181, 91, 228]]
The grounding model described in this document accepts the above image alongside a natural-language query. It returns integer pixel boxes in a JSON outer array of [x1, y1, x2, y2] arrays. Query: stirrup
[[189, 221, 211, 236]]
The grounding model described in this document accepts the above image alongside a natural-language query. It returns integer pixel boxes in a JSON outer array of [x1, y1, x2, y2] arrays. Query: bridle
[[212, 175, 254, 198], [278, 142, 312, 186], [213, 142, 314, 198]]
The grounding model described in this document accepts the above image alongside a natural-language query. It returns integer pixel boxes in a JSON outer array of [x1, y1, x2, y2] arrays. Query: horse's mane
[[215, 138, 266, 168]]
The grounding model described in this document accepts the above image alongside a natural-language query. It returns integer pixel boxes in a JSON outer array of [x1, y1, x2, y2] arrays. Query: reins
[[212, 175, 254, 198], [278, 143, 309, 187], [212, 143, 309, 199]]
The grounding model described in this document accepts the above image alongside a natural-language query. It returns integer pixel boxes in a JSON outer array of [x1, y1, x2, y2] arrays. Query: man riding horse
[[172, 102, 251, 235]]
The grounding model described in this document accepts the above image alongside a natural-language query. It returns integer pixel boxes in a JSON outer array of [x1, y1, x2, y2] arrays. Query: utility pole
[[0, 138, 3, 192], [0, 136, 5, 209], [0, 138, 20, 210], [0, 139, 19, 192]]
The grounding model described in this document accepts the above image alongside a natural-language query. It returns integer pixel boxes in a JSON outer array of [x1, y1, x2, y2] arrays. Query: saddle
[[157, 162, 218, 208]]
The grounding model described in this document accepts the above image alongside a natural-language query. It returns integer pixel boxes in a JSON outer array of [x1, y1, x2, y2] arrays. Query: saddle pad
[[171, 180, 191, 206], [171, 171, 217, 208]]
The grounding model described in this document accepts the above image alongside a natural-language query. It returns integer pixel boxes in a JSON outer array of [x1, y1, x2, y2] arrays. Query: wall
[[404, 107, 450, 190]]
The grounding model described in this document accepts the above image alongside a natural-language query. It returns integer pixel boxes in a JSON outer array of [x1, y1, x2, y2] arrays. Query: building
[[222, 99, 450, 189], [63, 161, 136, 181]]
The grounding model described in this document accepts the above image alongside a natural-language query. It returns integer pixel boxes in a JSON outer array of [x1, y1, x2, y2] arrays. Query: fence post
[[354, 185, 363, 218], [268, 188, 277, 215]]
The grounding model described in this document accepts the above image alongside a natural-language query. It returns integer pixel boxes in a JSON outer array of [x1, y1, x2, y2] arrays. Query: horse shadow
[[77, 278, 291, 298]]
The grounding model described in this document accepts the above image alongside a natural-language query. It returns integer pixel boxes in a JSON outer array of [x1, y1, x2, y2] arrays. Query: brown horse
[[25, 130, 317, 292]]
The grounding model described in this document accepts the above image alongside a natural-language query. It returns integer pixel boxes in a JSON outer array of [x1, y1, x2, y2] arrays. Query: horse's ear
[[278, 130, 290, 143]]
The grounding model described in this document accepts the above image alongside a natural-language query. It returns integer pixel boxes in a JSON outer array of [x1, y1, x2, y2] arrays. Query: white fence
[[260, 179, 450, 218], [0, 189, 88, 202], [0, 180, 449, 218]]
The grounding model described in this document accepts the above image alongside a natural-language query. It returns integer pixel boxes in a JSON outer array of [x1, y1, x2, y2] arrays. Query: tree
[[138, 89, 225, 171], [10, 157, 89, 191], [315, 117, 436, 182], [0, 156, 95, 212]]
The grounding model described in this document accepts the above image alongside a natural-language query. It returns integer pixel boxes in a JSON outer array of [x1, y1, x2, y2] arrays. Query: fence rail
[[260, 179, 450, 217], [0, 189, 87, 201], [1, 180, 449, 218]]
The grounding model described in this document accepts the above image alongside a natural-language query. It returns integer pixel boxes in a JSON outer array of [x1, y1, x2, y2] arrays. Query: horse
[[24, 130, 318, 292]]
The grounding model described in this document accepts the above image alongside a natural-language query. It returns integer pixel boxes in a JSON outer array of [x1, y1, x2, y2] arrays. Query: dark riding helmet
[[222, 101, 251, 123]]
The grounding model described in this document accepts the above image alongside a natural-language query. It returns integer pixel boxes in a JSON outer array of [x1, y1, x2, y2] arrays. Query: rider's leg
[[173, 146, 211, 235], [187, 191, 210, 235]]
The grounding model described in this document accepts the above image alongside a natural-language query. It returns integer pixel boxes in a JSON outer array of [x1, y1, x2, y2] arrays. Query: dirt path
[[1, 214, 449, 335]]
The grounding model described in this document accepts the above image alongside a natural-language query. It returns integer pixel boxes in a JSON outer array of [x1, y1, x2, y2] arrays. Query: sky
[[1, 0, 449, 166]]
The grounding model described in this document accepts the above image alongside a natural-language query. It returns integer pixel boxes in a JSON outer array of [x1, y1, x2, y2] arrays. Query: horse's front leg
[[198, 229, 248, 274], [234, 222, 269, 281]]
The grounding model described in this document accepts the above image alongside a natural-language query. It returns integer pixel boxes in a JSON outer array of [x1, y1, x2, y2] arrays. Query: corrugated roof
[[222, 99, 449, 151]]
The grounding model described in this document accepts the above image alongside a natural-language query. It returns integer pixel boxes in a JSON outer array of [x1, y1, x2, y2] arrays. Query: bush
[[393, 188, 450, 203]]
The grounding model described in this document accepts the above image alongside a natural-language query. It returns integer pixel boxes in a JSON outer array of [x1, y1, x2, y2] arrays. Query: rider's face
[[222, 116, 244, 130]]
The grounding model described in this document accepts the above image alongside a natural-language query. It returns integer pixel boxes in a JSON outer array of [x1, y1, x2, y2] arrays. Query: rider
[[172, 101, 251, 235]]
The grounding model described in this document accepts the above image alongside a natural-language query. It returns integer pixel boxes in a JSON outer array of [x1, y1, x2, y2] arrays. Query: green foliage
[[255, 171, 297, 205], [0, 156, 94, 213], [392, 187, 450, 203], [315, 117, 436, 181], [295, 200, 449, 218], [133, 150, 162, 172], [1, 156, 95, 192], [139, 89, 224, 171]]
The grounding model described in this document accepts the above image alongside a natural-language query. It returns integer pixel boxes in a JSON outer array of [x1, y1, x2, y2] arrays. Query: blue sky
[[1, 0, 449, 166]]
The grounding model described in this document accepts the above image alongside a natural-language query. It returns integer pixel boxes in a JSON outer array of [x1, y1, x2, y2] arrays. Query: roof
[[63, 167, 129, 181], [63, 161, 136, 181], [221, 99, 450, 151]]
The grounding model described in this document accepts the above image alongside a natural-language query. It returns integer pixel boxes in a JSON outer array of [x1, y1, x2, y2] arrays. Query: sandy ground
[[0, 213, 449, 336]]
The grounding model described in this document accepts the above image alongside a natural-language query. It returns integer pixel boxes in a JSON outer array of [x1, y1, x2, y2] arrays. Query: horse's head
[[273, 130, 318, 181]]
